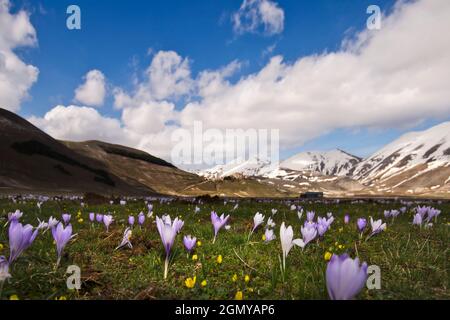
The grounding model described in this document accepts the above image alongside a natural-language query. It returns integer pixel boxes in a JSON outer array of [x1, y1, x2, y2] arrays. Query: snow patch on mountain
[[353, 122, 450, 184], [279, 149, 362, 176], [197, 156, 276, 180]]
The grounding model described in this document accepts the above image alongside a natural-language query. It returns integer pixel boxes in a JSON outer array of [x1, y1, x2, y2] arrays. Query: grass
[[0, 197, 448, 300]]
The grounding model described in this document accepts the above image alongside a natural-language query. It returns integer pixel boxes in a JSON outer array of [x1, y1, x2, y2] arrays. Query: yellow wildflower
[[201, 280, 207, 287], [9, 295, 19, 300], [197, 240, 202, 247], [247, 287, 254, 293], [244, 275, 250, 283], [324, 252, 332, 261], [232, 274, 238, 282], [78, 218, 83, 223], [216, 255, 223, 264], [192, 254, 198, 261], [235, 291, 243, 300], [0, 243, 4, 251], [338, 244, 344, 249], [185, 276, 196, 288], [262, 234, 266, 241]]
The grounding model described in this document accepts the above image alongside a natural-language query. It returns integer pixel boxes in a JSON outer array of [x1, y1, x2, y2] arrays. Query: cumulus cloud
[[233, 0, 285, 36], [74, 69, 106, 107], [114, 51, 193, 109], [29, 105, 126, 144], [182, 0, 450, 149], [31, 0, 450, 167], [0, 0, 39, 112]]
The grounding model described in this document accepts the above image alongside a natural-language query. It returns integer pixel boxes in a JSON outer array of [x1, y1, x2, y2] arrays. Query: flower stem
[[163, 255, 169, 279], [55, 256, 61, 270]]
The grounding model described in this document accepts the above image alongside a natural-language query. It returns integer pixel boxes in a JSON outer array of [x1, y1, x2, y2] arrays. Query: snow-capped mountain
[[198, 149, 361, 180], [353, 122, 450, 187], [198, 156, 275, 180], [279, 149, 362, 176]]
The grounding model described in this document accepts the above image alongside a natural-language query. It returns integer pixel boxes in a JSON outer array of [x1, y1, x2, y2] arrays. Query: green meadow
[[0, 197, 448, 300]]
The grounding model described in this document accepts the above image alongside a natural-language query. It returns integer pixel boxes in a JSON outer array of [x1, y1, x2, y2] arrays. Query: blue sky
[[5, 0, 450, 164], [18, 0, 393, 118]]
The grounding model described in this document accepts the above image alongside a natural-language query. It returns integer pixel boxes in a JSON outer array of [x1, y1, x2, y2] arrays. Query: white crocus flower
[[369, 217, 386, 237], [279, 222, 303, 273], [252, 212, 265, 232], [267, 217, 276, 228]]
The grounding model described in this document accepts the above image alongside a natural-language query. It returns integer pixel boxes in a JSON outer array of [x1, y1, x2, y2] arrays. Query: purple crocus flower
[[62, 213, 71, 224], [326, 254, 368, 300], [128, 216, 135, 226], [369, 217, 386, 238], [156, 215, 184, 279], [52, 222, 75, 267], [306, 211, 315, 222], [317, 223, 328, 237], [357, 218, 367, 233], [138, 212, 145, 225], [344, 214, 350, 224], [412, 213, 422, 226], [390, 210, 400, 219], [317, 217, 330, 237], [89, 213, 95, 222], [264, 228, 276, 242], [7, 210, 23, 224], [295, 222, 318, 249], [426, 208, 441, 222], [96, 213, 103, 223], [416, 206, 428, 218], [48, 216, 59, 229], [211, 211, 230, 243], [0, 256, 11, 282], [8, 221, 39, 264], [183, 235, 197, 253]]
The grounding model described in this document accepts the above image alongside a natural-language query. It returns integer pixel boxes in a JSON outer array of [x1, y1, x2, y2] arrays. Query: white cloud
[[114, 51, 193, 109], [28, 105, 126, 144], [233, 0, 285, 36], [74, 69, 106, 107], [31, 0, 450, 167], [0, 0, 39, 112], [121, 100, 175, 135], [181, 0, 450, 150]]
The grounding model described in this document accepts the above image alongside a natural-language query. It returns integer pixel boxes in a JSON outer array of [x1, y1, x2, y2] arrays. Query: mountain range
[[1, 107, 449, 198], [198, 123, 450, 198]]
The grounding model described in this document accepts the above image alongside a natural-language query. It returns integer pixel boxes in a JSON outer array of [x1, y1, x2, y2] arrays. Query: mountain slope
[[280, 149, 362, 176], [63, 140, 210, 196], [0, 108, 154, 195], [197, 156, 275, 180], [353, 122, 450, 194]]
